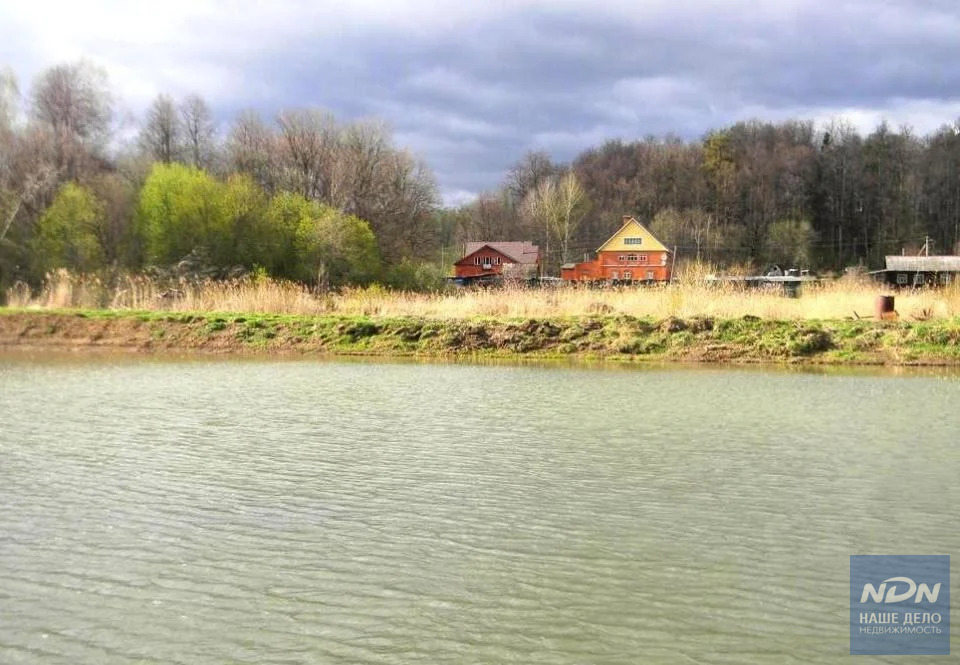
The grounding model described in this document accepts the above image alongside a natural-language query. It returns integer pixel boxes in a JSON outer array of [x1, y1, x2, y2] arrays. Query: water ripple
[[1, 358, 958, 664]]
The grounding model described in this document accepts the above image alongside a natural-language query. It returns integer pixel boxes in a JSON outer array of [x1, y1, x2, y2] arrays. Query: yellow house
[[561, 216, 673, 282]]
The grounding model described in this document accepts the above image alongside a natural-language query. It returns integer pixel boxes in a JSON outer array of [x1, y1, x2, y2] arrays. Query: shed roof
[[884, 256, 960, 272], [461, 241, 540, 265]]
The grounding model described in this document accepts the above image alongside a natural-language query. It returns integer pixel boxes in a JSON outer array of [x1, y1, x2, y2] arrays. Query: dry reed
[[6, 268, 960, 321]]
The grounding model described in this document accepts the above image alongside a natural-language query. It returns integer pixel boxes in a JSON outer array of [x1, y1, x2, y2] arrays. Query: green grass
[[3, 306, 960, 364]]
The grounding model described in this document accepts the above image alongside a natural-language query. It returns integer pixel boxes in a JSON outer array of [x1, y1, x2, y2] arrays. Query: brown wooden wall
[[562, 251, 672, 282], [454, 248, 512, 278]]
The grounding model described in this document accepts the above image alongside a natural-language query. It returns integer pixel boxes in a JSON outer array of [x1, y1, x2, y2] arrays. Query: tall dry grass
[[6, 268, 960, 321]]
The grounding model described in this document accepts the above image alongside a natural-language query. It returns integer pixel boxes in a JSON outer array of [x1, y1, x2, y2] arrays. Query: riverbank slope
[[2, 308, 959, 365]]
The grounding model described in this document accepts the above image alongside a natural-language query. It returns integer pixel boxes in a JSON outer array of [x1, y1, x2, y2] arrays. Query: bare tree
[[180, 94, 216, 169], [0, 68, 20, 211], [340, 119, 390, 215], [227, 109, 277, 190], [275, 108, 339, 200], [370, 150, 439, 258], [685, 208, 714, 261], [0, 125, 57, 288], [30, 60, 112, 179], [90, 173, 136, 265], [649, 207, 686, 248], [460, 190, 518, 241], [0, 67, 18, 134], [507, 150, 557, 205], [522, 171, 589, 268], [1, 163, 57, 244], [139, 94, 182, 164]]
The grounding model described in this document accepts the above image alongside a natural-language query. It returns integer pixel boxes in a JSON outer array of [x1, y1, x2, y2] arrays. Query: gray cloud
[[3, 1, 960, 203]]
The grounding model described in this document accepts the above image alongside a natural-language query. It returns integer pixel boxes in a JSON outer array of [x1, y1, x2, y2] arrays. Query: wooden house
[[872, 255, 960, 287], [453, 241, 541, 282], [561, 216, 673, 283]]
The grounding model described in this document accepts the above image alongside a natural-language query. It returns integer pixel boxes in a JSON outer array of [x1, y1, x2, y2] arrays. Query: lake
[[1, 354, 957, 664]]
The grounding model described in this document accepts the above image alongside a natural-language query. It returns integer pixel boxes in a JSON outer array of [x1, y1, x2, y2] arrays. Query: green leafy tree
[[264, 191, 314, 278], [384, 258, 449, 291], [766, 218, 815, 266], [221, 173, 270, 268], [265, 192, 380, 285], [31, 182, 105, 277], [294, 202, 379, 286], [136, 163, 227, 266]]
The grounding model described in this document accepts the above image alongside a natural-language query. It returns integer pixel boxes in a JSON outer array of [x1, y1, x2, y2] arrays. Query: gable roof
[[884, 255, 960, 272], [459, 241, 540, 265], [596, 216, 669, 253]]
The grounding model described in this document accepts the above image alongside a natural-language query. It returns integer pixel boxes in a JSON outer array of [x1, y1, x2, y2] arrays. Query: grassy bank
[[3, 308, 960, 365]]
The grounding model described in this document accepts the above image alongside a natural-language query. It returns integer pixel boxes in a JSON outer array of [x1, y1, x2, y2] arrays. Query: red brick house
[[561, 216, 673, 283], [454, 242, 541, 280]]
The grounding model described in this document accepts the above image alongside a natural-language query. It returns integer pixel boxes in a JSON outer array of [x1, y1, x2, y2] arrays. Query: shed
[[872, 256, 960, 287]]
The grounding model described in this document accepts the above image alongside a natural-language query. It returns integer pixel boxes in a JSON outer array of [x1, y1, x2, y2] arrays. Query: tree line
[[450, 120, 960, 272], [0, 60, 442, 293], [4, 59, 960, 295]]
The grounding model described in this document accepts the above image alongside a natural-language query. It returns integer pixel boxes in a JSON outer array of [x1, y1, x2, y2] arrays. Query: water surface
[[1, 354, 958, 664]]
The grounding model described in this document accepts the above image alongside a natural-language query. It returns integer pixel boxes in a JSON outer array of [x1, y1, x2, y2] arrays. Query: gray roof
[[884, 255, 960, 272], [461, 241, 540, 265]]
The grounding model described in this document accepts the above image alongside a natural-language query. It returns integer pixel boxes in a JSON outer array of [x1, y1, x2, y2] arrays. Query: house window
[[913, 273, 925, 286], [646, 270, 655, 280], [623, 270, 632, 280], [638, 254, 647, 263], [611, 270, 619, 280], [618, 255, 624, 261], [624, 237, 642, 245], [939, 273, 951, 285], [896, 273, 907, 285]]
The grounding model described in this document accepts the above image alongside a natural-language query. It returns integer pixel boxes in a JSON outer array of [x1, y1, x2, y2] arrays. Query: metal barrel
[[875, 295, 895, 319]]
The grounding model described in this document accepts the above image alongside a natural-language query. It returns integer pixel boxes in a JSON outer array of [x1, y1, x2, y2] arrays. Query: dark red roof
[[459, 242, 540, 265]]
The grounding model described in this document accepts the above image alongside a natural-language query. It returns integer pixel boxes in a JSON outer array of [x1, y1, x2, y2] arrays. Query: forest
[[3, 60, 960, 296], [458, 121, 960, 272]]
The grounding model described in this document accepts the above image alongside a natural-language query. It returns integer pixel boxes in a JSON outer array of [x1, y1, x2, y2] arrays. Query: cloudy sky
[[3, 0, 960, 203]]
